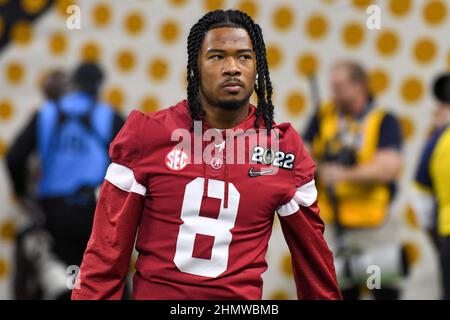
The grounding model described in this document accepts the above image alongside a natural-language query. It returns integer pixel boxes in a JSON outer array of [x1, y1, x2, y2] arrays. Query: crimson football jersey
[[71, 100, 341, 300]]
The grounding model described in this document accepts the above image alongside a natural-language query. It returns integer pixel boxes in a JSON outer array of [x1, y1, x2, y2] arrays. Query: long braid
[[248, 22, 274, 130], [186, 10, 274, 131]]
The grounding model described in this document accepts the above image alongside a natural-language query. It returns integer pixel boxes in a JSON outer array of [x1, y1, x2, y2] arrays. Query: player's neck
[[200, 99, 251, 129]]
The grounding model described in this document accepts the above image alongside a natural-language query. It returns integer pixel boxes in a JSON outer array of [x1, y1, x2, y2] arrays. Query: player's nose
[[223, 57, 241, 76]]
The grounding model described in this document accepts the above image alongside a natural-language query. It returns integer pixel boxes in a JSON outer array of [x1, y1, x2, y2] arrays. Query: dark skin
[[198, 27, 257, 129]]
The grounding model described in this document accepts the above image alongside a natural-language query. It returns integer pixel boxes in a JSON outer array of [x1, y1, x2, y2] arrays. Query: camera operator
[[303, 61, 405, 300]]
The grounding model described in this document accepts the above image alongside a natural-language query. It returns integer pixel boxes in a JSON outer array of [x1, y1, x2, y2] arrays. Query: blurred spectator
[[6, 63, 125, 298], [10, 69, 70, 300], [411, 73, 450, 300], [41, 70, 68, 101], [303, 61, 406, 299]]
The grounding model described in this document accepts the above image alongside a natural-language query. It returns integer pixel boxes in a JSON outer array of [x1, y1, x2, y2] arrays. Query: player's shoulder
[[141, 99, 191, 129], [273, 121, 316, 186], [119, 109, 155, 140], [272, 121, 304, 149], [122, 99, 190, 135]]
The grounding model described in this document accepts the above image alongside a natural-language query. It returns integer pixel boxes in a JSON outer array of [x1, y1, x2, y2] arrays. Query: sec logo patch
[[165, 149, 189, 171]]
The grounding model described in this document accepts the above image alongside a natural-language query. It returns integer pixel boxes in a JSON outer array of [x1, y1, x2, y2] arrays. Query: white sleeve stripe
[[293, 179, 317, 207], [104, 163, 146, 196], [277, 179, 317, 217], [277, 199, 299, 217]]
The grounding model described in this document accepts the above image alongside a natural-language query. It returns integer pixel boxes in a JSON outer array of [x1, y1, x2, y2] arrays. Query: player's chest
[[139, 144, 295, 224]]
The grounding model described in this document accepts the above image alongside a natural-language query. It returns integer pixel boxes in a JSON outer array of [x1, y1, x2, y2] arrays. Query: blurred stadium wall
[[1, 0, 449, 299]]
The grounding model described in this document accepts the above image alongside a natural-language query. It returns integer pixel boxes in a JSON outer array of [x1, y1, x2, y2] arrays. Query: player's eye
[[239, 55, 252, 60], [209, 55, 223, 60]]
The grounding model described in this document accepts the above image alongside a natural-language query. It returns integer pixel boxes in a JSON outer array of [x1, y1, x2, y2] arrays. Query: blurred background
[[0, 0, 449, 299]]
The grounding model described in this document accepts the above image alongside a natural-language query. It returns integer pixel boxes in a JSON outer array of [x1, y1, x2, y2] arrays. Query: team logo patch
[[165, 149, 189, 171], [210, 157, 223, 170]]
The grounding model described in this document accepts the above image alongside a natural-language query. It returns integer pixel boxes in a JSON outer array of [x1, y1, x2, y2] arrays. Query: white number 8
[[174, 178, 240, 278]]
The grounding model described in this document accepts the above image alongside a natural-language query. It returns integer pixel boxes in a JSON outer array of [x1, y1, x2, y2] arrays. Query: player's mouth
[[222, 79, 243, 93]]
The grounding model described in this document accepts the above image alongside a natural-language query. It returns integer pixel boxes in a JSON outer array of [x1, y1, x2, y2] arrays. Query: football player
[[72, 9, 341, 300]]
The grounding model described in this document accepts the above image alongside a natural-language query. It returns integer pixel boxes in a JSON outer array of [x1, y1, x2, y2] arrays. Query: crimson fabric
[[72, 100, 341, 300]]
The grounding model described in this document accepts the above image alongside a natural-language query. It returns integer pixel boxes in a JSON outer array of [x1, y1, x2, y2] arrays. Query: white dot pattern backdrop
[[0, 0, 449, 299]]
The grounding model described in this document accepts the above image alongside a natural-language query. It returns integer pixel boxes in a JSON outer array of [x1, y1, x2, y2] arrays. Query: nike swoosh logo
[[248, 166, 273, 177]]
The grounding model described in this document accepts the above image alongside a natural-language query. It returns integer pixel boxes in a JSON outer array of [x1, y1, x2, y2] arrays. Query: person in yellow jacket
[[411, 73, 450, 300], [303, 61, 405, 299]]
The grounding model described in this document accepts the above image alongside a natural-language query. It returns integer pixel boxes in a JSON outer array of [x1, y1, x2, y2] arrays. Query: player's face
[[198, 27, 256, 110]]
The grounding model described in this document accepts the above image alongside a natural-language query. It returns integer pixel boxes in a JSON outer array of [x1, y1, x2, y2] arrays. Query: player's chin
[[220, 89, 252, 102], [216, 96, 248, 110]]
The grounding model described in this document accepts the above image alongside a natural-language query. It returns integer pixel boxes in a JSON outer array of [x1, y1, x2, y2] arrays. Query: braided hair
[[186, 10, 274, 131]]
